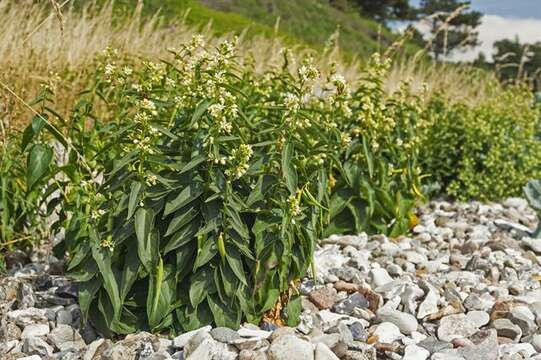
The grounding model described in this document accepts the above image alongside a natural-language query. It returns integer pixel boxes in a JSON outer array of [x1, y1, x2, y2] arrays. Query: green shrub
[[0, 130, 46, 249], [23, 37, 422, 334], [418, 87, 541, 201]]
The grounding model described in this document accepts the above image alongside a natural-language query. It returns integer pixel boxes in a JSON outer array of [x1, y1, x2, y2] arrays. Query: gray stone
[[19, 356, 42, 360], [521, 237, 541, 253], [417, 338, 453, 354], [417, 290, 439, 319], [56, 309, 73, 326], [173, 325, 212, 348], [333, 293, 369, 315], [185, 336, 237, 360], [237, 327, 271, 339], [143, 350, 173, 360], [232, 338, 269, 351], [268, 334, 314, 360], [270, 327, 297, 342], [314, 342, 339, 360], [499, 343, 536, 358], [83, 339, 105, 360], [403, 344, 429, 360], [17, 283, 36, 309], [373, 322, 401, 343], [6, 308, 47, 327], [210, 327, 241, 343], [21, 323, 49, 339], [47, 324, 86, 352], [507, 306, 537, 335], [457, 329, 498, 360], [437, 314, 478, 342], [311, 333, 341, 349], [492, 318, 522, 341], [532, 334, 541, 352], [348, 322, 367, 342], [22, 336, 54, 357], [239, 349, 268, 360], [466, 311, 490, 328], [431, 352, 466, 360], [377, 308, 418, 335], [369, 268, 393, 288]]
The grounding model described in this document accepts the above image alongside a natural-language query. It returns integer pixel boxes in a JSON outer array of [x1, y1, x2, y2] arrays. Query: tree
[[350, 0, 415, 23], [417, 0, 482, 60]]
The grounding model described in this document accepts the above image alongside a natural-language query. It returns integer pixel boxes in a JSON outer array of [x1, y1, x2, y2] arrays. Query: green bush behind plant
[[0, 131, 45, 249], [418, 87, 541, 201], [22, 37, 422, 334]]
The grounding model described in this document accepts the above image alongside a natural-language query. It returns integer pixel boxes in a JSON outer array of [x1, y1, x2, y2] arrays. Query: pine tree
[[417, 0, 481, 60]]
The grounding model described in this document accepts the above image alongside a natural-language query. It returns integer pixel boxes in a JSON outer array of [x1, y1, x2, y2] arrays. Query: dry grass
[[385, 55, 500, 105], [0, 0, 502, 131]]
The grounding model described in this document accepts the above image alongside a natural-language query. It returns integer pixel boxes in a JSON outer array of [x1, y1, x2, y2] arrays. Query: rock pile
[[1, 198, 541, 359]]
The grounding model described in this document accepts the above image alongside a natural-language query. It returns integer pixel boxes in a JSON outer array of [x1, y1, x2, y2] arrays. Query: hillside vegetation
[[112, 0, 408, 58]]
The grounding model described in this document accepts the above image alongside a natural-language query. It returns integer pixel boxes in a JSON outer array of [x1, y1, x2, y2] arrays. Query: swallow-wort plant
[[23, 37, 423, 334]]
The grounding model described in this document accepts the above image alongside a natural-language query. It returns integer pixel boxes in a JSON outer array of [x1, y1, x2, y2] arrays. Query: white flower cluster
[[225, 144, 253, 179], [287, 193, 302, 218]]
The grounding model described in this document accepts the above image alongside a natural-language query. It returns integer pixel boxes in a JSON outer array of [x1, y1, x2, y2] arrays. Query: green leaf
[[135, 207, 156, 272], [362, 137, 374, 179], [225, 246, 247, 286], [147, 257, 164, 328], [120, 246, 140, 302], [90, 231, 121, 319], [164, 219, 200, 254], [189, 268, 214, 308], [224, 205, 249, 240], [286, 296, 302, 326], [21, 114, 47, 150], [193, 235, 217, 270], [164, 205, 198, 237], [78, 276, 101, 321], [188, 100, 210, 128], [164, 183, 203, 217], [179, 155, 206, 175], [261, 288, 280, 312], [207, 295, 240, 328], [127, 182, 143, 219], [26, 144, 53, 189], [282, 141, 298, 193]]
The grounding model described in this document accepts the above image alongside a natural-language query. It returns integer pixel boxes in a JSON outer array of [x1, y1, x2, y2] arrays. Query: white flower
[[283, 92, 300, 112], [104, 64, 115, 76], [146, 174, 157, 186], [298, 64, 319, 82], [208, 103, 225, 118]]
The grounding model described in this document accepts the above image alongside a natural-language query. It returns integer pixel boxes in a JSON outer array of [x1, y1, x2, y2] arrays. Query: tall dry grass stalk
[[385, 55, 499, 105], [0, 0, 501, 131]]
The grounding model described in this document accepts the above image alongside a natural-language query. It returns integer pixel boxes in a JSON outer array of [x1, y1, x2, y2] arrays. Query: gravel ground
[[1, 198, 541, 360]]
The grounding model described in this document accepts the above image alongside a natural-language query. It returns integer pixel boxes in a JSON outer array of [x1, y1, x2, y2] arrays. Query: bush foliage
[[418, 87, 541, 200], [21, 37, 423, 334]]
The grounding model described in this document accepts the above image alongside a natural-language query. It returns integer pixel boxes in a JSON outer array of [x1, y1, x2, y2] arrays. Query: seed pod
[[217, 232, 226, 262]]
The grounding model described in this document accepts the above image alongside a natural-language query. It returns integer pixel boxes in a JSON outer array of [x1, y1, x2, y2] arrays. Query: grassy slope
[[112, 0, 409, 59]]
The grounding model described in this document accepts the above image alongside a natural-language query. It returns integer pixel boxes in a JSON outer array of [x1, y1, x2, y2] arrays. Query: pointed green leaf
[[127, 182, 143, 219], [282, 141, 298, 193], [27, 143, 53, 189]]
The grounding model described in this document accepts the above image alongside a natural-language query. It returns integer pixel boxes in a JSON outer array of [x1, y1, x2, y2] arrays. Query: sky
[[408, 0, 541, 61]]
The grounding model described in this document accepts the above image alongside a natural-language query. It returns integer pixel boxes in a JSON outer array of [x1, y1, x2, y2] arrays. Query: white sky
[[453, 15, 541, 61], [405, 1, 541, 61]]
